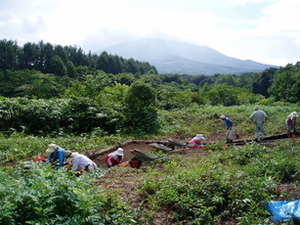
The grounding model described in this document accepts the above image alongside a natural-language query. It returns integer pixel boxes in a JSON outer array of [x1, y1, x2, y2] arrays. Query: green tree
[[0, 39, 18, 70], [0, 70, 38, 97], [206, 84, 239, 106], [37, 41, 54, 72], [113, 73, 137, 85], [157, 85, 192, 109], [18, 74, 65, 99], [65, 61, 77, 78], [123, 82, 159, 134], [95, 83, 129, 133], [214, 74, 236, 86], [18, 42, 40, 70], [49, 55, 67, 76], [269, 70, 300, 103], [252, 68, 276, 97], [54, 44, 68, 63], [64, 73, 109, 98]]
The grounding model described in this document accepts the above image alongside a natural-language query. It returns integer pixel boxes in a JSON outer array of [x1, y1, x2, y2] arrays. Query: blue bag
[[267, 200, 300, 222]]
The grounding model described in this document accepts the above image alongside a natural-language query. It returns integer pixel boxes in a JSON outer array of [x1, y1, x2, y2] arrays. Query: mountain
[[99, 38, 277, 75]]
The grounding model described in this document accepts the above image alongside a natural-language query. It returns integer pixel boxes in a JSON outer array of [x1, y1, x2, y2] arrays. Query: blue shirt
[[47, 147, 67, 166], [224, 118, 233, 128]]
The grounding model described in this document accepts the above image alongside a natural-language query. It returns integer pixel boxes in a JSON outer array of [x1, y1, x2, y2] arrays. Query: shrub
[[0, 162, 140, 225]]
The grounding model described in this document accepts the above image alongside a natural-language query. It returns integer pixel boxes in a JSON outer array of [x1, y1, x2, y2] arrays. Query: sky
[[0, 0, 299, 66]]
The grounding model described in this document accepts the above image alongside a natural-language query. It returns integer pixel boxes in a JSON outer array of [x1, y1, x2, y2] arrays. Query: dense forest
[[0, 39, 157, 76], [0, 38, 299, 136]]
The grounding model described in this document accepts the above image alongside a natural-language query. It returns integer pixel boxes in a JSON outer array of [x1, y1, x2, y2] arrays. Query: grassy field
[[0, 104, 299, 224], [1, 104, 298, 163]]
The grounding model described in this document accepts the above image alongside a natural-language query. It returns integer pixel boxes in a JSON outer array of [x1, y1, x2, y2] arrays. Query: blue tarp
[[267, 200, 300, 222]]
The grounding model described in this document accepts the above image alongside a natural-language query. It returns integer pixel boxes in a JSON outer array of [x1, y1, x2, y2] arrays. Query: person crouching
[[187, 134, 206, 148], [105, 148, 124, 168], [65, 150, 98, 175]]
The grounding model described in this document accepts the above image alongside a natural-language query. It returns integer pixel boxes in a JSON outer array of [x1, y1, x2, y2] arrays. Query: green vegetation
[[1, 130, 299, 224], [0, 39, 300, 224], [0, 39, 156, 77], [1, 104, 298, 163], [138, 140, 300, 224], [0, 163, 140, 225]]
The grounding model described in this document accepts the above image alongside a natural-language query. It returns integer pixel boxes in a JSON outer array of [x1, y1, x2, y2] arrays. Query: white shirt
[[72, 154, 97, 171]]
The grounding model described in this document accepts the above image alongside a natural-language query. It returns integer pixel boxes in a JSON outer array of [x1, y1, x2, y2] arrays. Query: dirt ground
[[88, 132, 226, 168], [89, 142, 155, 168], [91, 138, 211, 225], [89, 134, 300, 225]]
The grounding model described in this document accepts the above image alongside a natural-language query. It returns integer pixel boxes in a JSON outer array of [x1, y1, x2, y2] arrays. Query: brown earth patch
[[90, 135, 300, 225]]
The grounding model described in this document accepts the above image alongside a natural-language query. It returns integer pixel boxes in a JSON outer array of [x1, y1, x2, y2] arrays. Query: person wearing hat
[[105, 148, 124, 167], [285, 111, 298, 137], [65, 150, 98, 173], [46, 144, 68, 167], [187, 134, 206, 148], [249, 106, 268, 141], [220, 115, 234, 143]]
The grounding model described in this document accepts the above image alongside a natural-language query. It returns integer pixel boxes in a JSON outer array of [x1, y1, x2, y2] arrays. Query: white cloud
[[0, 0, 299, 66], [228, 0, 275, 6]]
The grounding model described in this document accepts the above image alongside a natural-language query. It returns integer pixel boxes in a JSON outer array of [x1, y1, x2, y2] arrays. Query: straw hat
[[64, 150, 73, 158], [46, 144, 58, 153], [65, 151, 79, 163]]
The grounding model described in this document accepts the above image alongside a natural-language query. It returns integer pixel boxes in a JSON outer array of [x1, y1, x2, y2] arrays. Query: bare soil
[[89, 134, 300, 225]]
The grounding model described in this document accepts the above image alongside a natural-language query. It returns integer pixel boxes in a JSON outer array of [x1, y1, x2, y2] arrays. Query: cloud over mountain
[[100, 38, 277, 75]]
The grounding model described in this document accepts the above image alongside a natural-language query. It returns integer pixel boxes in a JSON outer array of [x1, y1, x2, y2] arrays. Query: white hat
[[292, 111, 298, 117], [46, 144, 57, 153], [220, 115, 226, 119], [290, 112, 298, 119], [254, 105, 260, 110], [196, 134, 205, 140], [115, 148, 124, 157]]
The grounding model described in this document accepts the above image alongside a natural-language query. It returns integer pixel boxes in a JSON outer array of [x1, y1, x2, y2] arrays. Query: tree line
[[0, 39, 157, 77], [0, 39, 299, 136]]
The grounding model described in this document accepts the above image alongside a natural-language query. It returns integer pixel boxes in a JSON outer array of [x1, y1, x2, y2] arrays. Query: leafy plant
[[0, 162, 140, 225]]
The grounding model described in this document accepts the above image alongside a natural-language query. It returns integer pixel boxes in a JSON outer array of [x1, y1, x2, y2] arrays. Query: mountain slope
[[100, 38, 277, 75]]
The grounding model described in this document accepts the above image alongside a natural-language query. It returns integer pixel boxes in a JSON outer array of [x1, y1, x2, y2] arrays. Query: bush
[[0, 162, 140, 225]]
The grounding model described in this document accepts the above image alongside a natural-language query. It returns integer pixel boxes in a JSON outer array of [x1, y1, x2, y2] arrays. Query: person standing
[[285, 111, 298, 137], [220, 115, 234, 143], [249, 106, 268, 141]]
